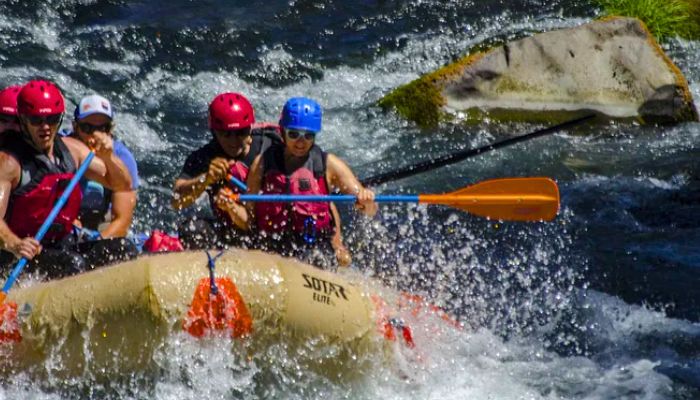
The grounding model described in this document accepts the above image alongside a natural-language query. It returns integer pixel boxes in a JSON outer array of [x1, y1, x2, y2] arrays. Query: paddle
[[0, 151, 95, 304], [232, 177, 559, 222], [360, 114, 595, 187]]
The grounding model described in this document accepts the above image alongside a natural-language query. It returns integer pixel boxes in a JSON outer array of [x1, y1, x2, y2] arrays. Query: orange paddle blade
[[419, 177, 560, 221]]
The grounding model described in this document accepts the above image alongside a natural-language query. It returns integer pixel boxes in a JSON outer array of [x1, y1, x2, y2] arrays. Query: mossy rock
[[379, 17, 698, 129]]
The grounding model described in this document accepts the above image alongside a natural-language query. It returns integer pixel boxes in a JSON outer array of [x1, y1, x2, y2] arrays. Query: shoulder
[[179, 140, 219, 179], [0, 150, 20, 168], [187, 140, 221, 162], [0, 150, 21, 181], [61, 135, 85, 150], [113, 140, 136, 163], [325, 153, 351, 173], [61, 135, 84, 153], [113, 140, 140, 189]]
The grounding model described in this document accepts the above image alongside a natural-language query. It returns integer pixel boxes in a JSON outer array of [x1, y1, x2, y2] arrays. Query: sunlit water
[[0, 0, 698, 398]]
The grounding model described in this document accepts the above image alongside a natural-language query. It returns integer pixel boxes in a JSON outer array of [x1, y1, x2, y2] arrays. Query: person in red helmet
[[172, 92, 282, 249], [0, 80, 133, 278], [0, 85, 22, 143]]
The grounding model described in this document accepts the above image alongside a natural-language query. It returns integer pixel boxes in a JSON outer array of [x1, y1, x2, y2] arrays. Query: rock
[[380, 17, 699, 128]]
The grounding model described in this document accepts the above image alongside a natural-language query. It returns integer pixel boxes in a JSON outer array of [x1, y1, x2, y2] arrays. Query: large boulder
[[380, 17, 699, 128]]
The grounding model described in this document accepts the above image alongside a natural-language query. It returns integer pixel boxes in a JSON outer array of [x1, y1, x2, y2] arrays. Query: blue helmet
[[279, 97, 322, 133]]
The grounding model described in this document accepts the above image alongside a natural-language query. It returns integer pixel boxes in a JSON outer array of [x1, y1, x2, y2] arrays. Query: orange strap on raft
[[183, 251, 253, 338], [183, 277, 252, 339], [0, 300, 21, 343]]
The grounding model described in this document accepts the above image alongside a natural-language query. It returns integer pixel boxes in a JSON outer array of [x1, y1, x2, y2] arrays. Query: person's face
[[74, 114, 113, 146], [20, 113, 63, 152], [284, 129, 316, 157], [213, 126, 252, 158], [0, 114, 19, 134]]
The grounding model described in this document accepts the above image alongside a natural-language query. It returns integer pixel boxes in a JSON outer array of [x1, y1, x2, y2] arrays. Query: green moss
[[595, 0, 700, 40], [378, 52, 488, 128], [377, 77, 445, 128]]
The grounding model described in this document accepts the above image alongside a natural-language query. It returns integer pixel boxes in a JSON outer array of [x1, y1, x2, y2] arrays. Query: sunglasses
[[215, 127, 251, 138], [286, 130, 316, 141], [0, 114, 17, 124], [26, 114, 62, 126], [78, 122, 112, 134]]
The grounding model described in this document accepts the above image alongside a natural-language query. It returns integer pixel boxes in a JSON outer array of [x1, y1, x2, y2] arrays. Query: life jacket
[[212, 124, 282, 222], [4, 135, 82, 241], [255, 144, 333, 239], [78, 180, 112, 230]]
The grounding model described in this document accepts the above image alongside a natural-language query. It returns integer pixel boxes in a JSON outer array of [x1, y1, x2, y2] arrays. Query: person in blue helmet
[[242, 97, 377, 269]]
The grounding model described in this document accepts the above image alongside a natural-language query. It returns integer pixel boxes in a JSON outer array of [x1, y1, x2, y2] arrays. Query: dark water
[[0, 0, 699, 398]]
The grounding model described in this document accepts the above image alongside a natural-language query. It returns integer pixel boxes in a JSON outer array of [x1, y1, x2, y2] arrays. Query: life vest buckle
[[302, 217, 317, 244]]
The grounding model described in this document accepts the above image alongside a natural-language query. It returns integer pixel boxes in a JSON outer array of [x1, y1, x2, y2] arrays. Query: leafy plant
[[596, 0, 700, 40]]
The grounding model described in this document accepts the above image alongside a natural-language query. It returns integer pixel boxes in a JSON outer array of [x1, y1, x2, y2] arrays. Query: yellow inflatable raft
[[0, 249, 438, 380]]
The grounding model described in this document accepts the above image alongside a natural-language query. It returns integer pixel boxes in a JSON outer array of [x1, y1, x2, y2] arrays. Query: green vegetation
[[595, 0, 700, 40], [378, 52, 488, 128]]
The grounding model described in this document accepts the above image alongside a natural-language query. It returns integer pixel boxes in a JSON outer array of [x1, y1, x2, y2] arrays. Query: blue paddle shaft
[[229, 176, 248, 191], [230, 177, 419, 203], [2, 151, 95, 294], [238, 194, 419, 203]]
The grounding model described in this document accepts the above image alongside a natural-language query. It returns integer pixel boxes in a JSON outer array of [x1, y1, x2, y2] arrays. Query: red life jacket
[[212, 124, 282, 223], [255, 144, 333, 237], [4, 135, 82, 241]]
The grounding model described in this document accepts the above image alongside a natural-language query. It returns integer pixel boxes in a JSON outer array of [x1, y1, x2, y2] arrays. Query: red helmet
[[208, 92, 255, 130], [17, 80, 65, 116], [0, 85, 22, 116]]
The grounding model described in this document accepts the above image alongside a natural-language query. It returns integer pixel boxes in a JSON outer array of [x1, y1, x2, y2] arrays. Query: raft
[[0, 249, 441, 380]]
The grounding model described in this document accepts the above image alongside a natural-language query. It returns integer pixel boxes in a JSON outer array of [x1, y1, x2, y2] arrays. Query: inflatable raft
[[0, 249, 450, 380]]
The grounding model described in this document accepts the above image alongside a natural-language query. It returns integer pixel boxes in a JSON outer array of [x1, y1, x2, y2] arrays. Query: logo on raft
[[302, 273, 349, 306]]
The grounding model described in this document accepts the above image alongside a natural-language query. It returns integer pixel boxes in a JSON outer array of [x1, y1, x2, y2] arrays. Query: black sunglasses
[[78, 122, 112, 134], [0, 114, 17, 124], [286, 129, 315, 141], [26, 114, 62, 126], [215, 127, 251, 138]]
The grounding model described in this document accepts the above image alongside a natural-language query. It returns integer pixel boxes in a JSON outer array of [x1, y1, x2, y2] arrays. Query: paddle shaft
[[1, 151, 95, 295], [239, 194, 415, 203], [229, 175, 248, 191], [238, 193, 554, 205], [361, 114, 595, 186]]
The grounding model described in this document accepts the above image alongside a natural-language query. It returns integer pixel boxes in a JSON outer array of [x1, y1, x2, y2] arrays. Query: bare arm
[[100, 190, 137, 238], [63, 136, 132, 192], [326, 154, 377, 217], [172, 176, 209, 210], [329, 202, 351, 266], [244, 154, 264, 224], [172, 157, 230, 210]]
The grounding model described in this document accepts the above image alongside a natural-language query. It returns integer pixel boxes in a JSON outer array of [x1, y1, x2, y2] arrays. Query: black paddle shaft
[[360, 114, 595, 187]]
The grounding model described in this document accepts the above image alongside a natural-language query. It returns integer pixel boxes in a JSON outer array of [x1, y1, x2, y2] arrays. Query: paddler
[[244, 97, 377, 269], [60, 94, 140, 240], [172, 92, 282, 249], [0, 80, 134, 278], [0, 85, 22, 142]]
